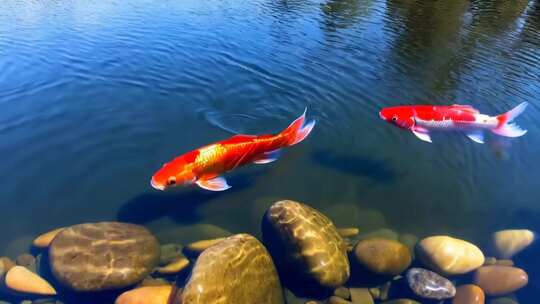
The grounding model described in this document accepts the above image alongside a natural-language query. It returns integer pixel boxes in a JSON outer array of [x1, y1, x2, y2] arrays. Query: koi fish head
[[379, 106, 415, 129], [151, 155, 197, 191]]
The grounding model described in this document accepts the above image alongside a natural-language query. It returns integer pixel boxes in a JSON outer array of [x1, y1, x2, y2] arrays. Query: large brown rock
[[452, 284, 485, 304], [353, 238, 411, 275], [263, 200, 350, 288], [174, 234, 284, 304], [49, 222, 160, 292], [473, 265, 528, 296]]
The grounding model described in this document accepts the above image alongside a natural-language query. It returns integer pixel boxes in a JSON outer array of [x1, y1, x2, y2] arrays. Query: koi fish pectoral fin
[[253, 149, 282, 164], [195, 176, 231, 191], [411, 127, 432, 143], [466, 130, 485, 144]]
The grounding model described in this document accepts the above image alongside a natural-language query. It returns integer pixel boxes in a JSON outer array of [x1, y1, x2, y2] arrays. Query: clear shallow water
[[0, 0, 539, 302]]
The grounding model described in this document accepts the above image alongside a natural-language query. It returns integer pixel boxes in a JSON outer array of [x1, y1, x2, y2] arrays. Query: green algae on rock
[[174, 234, 284, 304], [49, 222, 160, 292], [262, 200, 350, 288]]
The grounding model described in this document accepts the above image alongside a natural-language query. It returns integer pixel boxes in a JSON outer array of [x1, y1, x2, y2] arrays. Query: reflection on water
[[0, 0, 539, 302]]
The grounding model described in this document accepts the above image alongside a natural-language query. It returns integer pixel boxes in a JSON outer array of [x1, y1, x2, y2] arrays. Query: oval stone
[[49, 222, 160, 292], [263, 200, 350, 288], [33, 228, 65, 249], [452, 284, 484, 304], [354, 238, 411, 275], [5, 266, 57, 296], [174, 234, 284, 304], [473, 265, 528, 296], [406, 268, 456, 300], [116, 285, 173, 304], [492, 229, 534, 259], [416, 235, 484, 275]]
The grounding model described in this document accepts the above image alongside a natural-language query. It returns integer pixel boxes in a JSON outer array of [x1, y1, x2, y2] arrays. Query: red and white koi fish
[[151, 110, 315, 191], [379, 103, 528, 143]]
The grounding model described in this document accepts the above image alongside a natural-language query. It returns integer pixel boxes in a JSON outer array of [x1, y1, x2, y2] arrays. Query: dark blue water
[[1, 0, 539, 302]]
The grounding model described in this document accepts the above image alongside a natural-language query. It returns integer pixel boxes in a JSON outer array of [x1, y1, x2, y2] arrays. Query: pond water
[[0, 0, 539, 302]]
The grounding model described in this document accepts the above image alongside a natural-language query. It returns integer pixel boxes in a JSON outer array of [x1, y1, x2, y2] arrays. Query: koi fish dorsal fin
[[451, 105, 479, 113]]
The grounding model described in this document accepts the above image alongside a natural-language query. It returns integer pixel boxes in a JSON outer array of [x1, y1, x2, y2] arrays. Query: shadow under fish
[[311, 150, 396, 184]]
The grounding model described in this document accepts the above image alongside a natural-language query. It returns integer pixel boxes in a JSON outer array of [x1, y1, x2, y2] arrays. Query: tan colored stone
[[174, 234, 284, 304], [5, 266, 57, 295], [115, 285, 173, 304], [33, 228, 65, 248], [329, 296, 351, 304], [0, 257, 16, 276], [338, 228, 359, 238], [156, 257, 190, 275], [492, 229, 534, 259], [349, 288, 374, 304], [263, 200, 350, 288], [416, 235, 484, 275], [474, 265, 528, 296], [354, 238, 411, 275], [136, 277, 170, 287], [184, 238, 226, 254], [496, 259, 514, 266], [452, 284, 485, 304], [334, 287, 350, 299]]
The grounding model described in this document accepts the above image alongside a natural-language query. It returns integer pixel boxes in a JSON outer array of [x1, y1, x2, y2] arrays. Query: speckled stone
[[406, 268, 456, 300], [173, 234, 284, 304], [353, 238, 411, 275], [452, 284, 485, 304], [416, 235, 485, 275], [263, 200, 350, 288], [49, 222, 160, 292], [474, 265, 528, 296]]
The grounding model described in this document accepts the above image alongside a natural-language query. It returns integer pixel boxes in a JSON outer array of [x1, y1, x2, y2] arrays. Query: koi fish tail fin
[[282, 108, 316, 146], [493, 102, 528, 137]]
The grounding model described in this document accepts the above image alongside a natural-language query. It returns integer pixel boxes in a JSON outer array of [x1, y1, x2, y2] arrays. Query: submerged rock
[[0, 256, 16, 276], [491, 229, 535, 259], [380, 300, 420, 304], [353, 238, 411, 275], [16, 253, 36, 272], [49, 222, 160, 292], [116, 285, 173, 304], [156, 257, 189, 275], [349, 288, 374, 304], [416, 235, 484, 275], [406, 267, 456, 300], [159, 243, 184, 266], [5, 266, 57, 296], [474, 265, 528, 296], [452, 284, 485, 304], [358, 228, 399, 241], [174, 234, 284, 304], [337, 228, 359, 238], [263, 200, 350, 288], [33, 227, 65, 249], [184, 237, 226, 255], [333, 287, 350, 299]]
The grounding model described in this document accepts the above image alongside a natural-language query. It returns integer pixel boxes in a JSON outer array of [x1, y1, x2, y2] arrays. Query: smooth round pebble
[[452, 284, 485, 304], [115, 285, 173, 304], [184, 237, 226, 254], [416, 235, 484, 275], [156, 257, 189, 275], [263, 200, 350, 288], [334, 287, 350, 299], [354, 238, 411, 275], [492, 229, 534, 259], [328, 296, 351, 304], [174, 234, 284, 304], [337, 228, 360, 238], [33, 228, 65, 248], [474, 265, 528, 296], [159, 243, 184, 266], [349, 288, 374, 304], [406, 267, 456, 300], [6, 266, 57, 296], [49, 222, 160, 292]]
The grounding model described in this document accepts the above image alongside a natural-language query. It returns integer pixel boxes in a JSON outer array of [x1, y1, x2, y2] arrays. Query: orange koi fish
[[151, 110, 315, 191]]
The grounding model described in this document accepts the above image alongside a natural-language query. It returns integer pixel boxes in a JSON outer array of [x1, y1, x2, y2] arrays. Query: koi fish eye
[[167, 177, 176, 186], [392, 116, 398, 122]]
